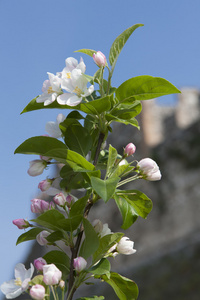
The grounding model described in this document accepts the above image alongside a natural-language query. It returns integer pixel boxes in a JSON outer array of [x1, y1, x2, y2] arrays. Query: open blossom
[[0, 263, 34, 299], [45, 113, 65, 138], [57, 68, 94, 106], [31, 199, 54, 214], [43, 264, 62, 285], [93, 51, 107, 67], [34, 257, 47, 272], [27, 159, 47, 177], [36, 72, 62, 106], [36, 231, 50, 246], [61, 57, 86, 80], [137, 158, 161, 181], [116, 237, 136, 255], [73, 257, 87, 273], [30, 284, 45, 300]]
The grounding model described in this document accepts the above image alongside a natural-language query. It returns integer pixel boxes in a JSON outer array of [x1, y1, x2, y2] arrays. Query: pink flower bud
[[124, 143, 136, 156], [38, 179, 53, 192], [137, 158, 161, 181], [93, 51, 106, 67], [59, 280, 65, 289], [30, 284, 45, 300], [36, 231, 50, 246], [34, 257, 47, 272], [40, 155, 51, 161], [31, 199, 51, 214], [53, 193, 66, 206], [43, 264, 62, 285], [66, 194, 74, 207], [117, 237, 136, 255], [73, 257, 87, 273], [12, 219, 29, 229], [28, 160, 47, 177]]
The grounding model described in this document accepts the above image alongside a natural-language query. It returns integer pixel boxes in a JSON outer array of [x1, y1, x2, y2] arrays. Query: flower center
[[47, 86, 53, 94], [14, 278, 22, 286], [73, 86, 82, 97], [66, 72, 71, 79]]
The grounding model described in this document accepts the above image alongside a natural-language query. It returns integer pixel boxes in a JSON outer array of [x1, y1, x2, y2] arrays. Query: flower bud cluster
[[31, 199, 54, 214]]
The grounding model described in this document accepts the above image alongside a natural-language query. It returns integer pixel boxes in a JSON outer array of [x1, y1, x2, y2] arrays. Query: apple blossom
[[38, 178, 53, 192], [0, 263, 34, 299], [116, 237, 136, 255], [124, 143, 136, 156], [43, 264, 62, 285], [73, 257, 87, 273], [93, 51, 107, 67], [36, 231, 50, 246], [31, 199, 54, 214], [61, 57, 86, 80], [137, 158, 161, 181], [36, 72, 62, 106], [53, 192, 66, 206], [27, 160, 47, 177], [30, 285, 45, 300], [45, 113, 65, 138], [34, 257, 47, 272], [12, 219, 30, 229], [57, 68, 94, 106]]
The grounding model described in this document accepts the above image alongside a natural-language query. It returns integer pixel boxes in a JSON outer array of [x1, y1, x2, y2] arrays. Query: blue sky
[[0, 0, 200, 294]]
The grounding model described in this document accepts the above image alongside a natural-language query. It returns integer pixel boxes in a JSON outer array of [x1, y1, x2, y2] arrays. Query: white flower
[[45, 113, 65, 138], [61, 57, 86, 80], [43, 264, 62, 285], [0, 263, 34, 299], [93, 219, 112, 237], [116, 237, 136, 255], [57, 68, 94, 106], [27, 159, 47, 177], [37, 72, 62, 106], [137, 158, 161, 181]]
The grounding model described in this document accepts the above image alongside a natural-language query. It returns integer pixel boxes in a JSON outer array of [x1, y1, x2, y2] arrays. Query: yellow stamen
[[66, 72, 71, 79], [73, 86, 82, 97], [47, 86, 53, 94], [14, 278, 22, 286]]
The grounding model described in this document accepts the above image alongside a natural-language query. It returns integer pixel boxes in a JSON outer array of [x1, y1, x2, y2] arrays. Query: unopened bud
[[124, 143, 136, 156], [30, 284, 45, 300], [73, 257, 87, 273], [93, 51, 106, 67], [31, 199, 53, 214], [38, 178, 53, 192], [54, 192, 66, 206], [137, 158, 161, 181], [28, 160, 47, 177], [34, 257, 47, 272], [12, 219, 30, 229]]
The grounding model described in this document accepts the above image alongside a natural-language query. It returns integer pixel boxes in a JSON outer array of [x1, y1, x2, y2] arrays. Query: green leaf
[[69, 194, 90, 218], [76, 297, 104, 300], [31, 209, 65, 231], [115, 75, 181, 103], [88, 258, 110, 278], [79, 96, 111, 115], [91, 176, 120, 202], [46, 231, 65, 243], [114, 193, 138, 229], [111, 101, 142, 119], [106, 145, 118, 177], [116, 190, 153, 219], [30, 275, 44, 286], [102, 272, 139, 300], [93, 233, 123, 264], [79, 219, 99, 259], [75, 49, 97, 57], [109, 24, 143, 68], [58, 215, 83, 232], [65, 150, 95, 170], [64, 124, 92, 157], [105, 114, 139, 128], [111, 164, 134, 179], [43, 250, 70, 280], [16, 228, 43, 245], [14, 136, 67, 155]]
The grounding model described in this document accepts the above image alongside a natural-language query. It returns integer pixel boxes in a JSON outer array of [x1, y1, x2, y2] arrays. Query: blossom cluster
[[36, 57, 95, 107]]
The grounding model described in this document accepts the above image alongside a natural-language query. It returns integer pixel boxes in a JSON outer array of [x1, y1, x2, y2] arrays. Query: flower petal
[[57, 93, 82, 106]]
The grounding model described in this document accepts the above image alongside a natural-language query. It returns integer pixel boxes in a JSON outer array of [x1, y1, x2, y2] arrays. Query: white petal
[[65, 57, 78, 71], [45, 121, 62, 138], [84, 85, 94, 97], [57, 93, 82, 106], [56, 113, 65, 124]]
